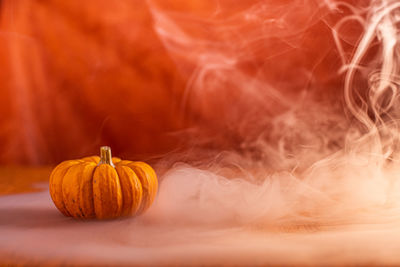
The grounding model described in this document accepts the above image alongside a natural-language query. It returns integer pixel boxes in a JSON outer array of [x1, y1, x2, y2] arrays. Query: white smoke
[[3, 0, 400, 265]]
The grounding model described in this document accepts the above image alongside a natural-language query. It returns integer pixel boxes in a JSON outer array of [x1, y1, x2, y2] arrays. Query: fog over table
[[1, 0, 400, 265], [2, 181, 400, 266]]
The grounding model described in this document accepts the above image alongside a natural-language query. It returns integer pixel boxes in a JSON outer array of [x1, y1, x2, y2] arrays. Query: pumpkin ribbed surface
[[49, 147, 157, 219]]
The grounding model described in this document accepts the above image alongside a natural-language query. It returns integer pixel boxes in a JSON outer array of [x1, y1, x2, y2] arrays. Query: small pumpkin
[[49, 146, 158, 219]]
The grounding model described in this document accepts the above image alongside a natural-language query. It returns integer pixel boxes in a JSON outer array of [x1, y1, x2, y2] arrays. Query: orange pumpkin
[[49, 146, 158, 219]]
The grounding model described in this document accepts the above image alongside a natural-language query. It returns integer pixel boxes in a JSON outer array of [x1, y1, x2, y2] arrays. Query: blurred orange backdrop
[[0, 0, 190, 164], [0, 0, 355, 164]]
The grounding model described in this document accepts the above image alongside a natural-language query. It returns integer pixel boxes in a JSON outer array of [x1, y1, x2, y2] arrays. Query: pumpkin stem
[[99, 146, 115, 167]]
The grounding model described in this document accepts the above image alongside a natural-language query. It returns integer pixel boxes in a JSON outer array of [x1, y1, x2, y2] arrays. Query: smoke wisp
[[2, 0, 400, 265]]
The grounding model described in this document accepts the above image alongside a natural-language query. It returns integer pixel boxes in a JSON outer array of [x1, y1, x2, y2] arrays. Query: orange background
[[0, 0, 189, 164], [0, 0, 356, 164]]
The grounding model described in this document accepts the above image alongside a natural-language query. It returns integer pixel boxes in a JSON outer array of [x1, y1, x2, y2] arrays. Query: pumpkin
[[49, 146, 158, 219]]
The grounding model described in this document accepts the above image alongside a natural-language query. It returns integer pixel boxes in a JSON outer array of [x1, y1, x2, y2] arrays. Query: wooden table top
[[0, 166, 52, 265], [2, 166, 400, 266], [0, 166, 53, 196]]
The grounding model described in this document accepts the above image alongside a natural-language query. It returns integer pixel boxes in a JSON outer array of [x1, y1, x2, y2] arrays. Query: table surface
[[0, 166, 53, 195], [2, 166, 400, 266]]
